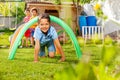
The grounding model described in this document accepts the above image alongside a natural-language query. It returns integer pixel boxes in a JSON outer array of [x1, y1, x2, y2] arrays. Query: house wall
[[27, 2, 78, 34]]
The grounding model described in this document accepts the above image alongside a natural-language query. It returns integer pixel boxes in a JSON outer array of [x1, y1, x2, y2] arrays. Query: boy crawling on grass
[[33, 13, 65, 62]]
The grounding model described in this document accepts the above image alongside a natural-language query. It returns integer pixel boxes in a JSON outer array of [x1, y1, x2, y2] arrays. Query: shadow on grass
[[13, 55, 79, 64]]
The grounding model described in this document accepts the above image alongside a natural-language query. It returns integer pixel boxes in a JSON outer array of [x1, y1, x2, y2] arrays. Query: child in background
[[34, 13, 65, 62], [29, 8, 38, 47], [21, 9, 31, 48]]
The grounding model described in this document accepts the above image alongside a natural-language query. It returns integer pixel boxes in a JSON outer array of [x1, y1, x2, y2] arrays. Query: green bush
[[54, 37, 120, 80]]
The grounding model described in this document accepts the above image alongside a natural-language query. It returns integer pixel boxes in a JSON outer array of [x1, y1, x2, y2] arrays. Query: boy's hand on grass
[[59, 57, 65, 62], [34, 60, 38, 63]]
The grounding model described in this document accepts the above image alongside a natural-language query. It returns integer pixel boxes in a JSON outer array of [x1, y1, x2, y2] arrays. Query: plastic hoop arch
[[8, 15, 82, 60]]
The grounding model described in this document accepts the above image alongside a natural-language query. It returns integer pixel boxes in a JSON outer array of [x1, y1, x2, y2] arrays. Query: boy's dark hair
[[38, 13, 50, 23], [26, 8, 30, 12], [31, 8, 38, 13], [24, 8, 30, 13]]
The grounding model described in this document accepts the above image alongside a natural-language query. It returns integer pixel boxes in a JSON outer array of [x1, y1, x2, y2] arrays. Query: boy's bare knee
[[49, 52, 54, 58]]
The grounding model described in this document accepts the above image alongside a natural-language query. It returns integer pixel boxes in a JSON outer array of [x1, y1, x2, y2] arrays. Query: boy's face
[[26, 11, 30, 16], [32, 10, 37, 16], [39, 19, 50, 33]]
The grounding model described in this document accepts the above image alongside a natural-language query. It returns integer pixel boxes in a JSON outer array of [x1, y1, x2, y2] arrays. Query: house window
[[45, 10, 59, 17]]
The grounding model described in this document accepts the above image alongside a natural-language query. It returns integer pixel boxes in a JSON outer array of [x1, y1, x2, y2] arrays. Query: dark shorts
[[30, 28, 35, 37], [39, 41, 56, 56]]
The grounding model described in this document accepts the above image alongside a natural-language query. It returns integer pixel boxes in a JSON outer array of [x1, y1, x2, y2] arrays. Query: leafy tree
[[0, 2, 25, 26], [0, 2, 10, 16], [10, 2, 25, 24]]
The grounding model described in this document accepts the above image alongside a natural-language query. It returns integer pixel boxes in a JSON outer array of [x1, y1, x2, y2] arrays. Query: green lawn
[[1, 30, 120, 80], [0, 44, 105, 80], [0, 43, 79, 80]]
